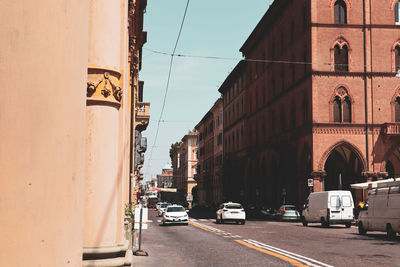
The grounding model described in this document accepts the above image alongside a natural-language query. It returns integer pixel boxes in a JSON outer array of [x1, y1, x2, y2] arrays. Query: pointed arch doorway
[[323, 143, 365, 202]]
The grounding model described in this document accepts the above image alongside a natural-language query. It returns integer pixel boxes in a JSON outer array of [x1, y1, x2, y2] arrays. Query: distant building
[[195, 98, 223, 206], [171, 131, 199, 208], [157, 163, 173, 188]]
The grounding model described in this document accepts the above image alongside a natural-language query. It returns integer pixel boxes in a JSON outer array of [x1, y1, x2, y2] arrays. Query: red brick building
[[195, 98, 223, 206], [220, 0, 400, 209]]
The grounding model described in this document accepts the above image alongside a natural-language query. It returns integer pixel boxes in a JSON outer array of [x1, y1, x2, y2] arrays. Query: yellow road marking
[[235, 240, 309, 267], [223, 236, 232, 238], [188, 222, 214, 232]]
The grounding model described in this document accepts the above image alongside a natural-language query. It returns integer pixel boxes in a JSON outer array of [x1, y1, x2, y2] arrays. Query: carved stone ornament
[[87, 71, 123, 104]]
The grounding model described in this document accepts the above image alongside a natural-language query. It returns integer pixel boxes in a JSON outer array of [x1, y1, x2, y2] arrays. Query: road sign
[[186, 195, 193, 201], [134, 207, 148, 230], [308, 178, 314, 187]]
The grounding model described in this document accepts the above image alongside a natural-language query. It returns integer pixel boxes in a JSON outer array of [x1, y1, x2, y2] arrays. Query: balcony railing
[[383, 123, 400, 135], [135, 102, 150, 131]]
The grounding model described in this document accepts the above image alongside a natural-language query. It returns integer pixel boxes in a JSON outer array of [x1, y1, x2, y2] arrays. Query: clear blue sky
[[141, 0, 274, 181]]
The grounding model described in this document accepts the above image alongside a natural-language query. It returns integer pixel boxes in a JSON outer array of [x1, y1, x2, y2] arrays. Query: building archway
[[382, 145, 400, 178], [323, 142, 365, 203]]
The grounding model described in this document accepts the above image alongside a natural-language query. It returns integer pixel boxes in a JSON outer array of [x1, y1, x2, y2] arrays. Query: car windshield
[[284, 206, 296, 210], [161, 203, 170, 208], [225, 204, 242, 209], [167, 206, 185, 212]]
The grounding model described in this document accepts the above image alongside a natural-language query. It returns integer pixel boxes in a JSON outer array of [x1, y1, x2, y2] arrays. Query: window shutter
[[333, 97, 342, 122], [343, 97, 351, 122], [334, 0, 347, 24], [395, 98, 400, 122], [334, 45, 341, 71], [395, 46, 400, 71]]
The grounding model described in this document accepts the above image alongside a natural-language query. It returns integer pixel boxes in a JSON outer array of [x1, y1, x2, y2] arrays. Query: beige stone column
[[0, 0, 88, 266], [83, 0, 127, 265]]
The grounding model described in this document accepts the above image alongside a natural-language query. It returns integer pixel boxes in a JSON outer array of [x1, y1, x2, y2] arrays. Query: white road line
[[231, 235, 241, 238], [189, 219, 197, 221], [157, 220, 161, 223], [147, 220, 153, 222], [245, 239, 333, 267], [199, 219, 208, 221]]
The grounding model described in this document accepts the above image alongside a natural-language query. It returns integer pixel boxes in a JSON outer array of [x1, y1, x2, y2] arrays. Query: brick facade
[[220, 0, 400, 209]]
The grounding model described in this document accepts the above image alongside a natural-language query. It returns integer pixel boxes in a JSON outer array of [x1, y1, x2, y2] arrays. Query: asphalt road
[[132, 209, 400, 267]]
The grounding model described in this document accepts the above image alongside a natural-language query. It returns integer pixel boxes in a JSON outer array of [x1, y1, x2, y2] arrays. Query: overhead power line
[[145, 0, 190, 176], [144, 47, 347, 67]]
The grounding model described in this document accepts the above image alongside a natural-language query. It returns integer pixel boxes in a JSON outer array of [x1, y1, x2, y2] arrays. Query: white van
[[358, 181, 400, 239], [301, 190, 354, 227]]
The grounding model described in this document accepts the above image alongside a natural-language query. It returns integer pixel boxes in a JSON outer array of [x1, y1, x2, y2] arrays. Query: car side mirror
[[186, 210, 189, 213]]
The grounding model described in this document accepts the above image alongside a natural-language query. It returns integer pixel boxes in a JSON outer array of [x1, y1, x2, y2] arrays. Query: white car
[[157, 202, 171, 217], [216, 202, 246, 225], [155, 202, 163, 211], [162, 205, 189, 225]]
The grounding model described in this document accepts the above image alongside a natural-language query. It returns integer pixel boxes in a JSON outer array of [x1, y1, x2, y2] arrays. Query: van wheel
[[241, 220, 246, 225], [387, 224, 396, 239], [301, 217, 308, 227], [345, 222, 352, 228], [358, 222, 367, 235]]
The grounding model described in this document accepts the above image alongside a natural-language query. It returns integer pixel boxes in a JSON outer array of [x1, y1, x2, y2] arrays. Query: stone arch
[[380, 140, 400, 176], [318, 140, 366, 171], [331, 36, 351, 50]]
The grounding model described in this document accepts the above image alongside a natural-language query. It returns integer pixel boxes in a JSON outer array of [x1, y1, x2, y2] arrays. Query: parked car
[[302, 190, 354, 227], [216, 202, 246, 225], [162, 205, 189, 225], [260, 207, 277, 220], [158, 202, 171, 217], [275, 205, 301, 221], [155, 202, 163, 211], [358, 182, 400, 239]]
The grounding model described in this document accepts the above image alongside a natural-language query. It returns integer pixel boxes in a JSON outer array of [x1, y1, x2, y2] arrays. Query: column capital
[[87, 67, 122, 107]]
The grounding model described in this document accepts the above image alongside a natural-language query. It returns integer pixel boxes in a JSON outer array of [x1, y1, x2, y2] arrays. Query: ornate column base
[[82, 242, 131, 267]]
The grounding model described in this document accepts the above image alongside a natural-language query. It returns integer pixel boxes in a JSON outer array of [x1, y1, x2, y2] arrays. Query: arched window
[[332, 87, 352, 123], [395, 1, 400, 25], [334, 44, 349, 71], [333, 96, 342, 122], [395, 97, 400, 122], [334, 0, 347, 24], [395, 45, 400, 72]]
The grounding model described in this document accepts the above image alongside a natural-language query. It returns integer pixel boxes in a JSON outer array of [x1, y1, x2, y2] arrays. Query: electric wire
[[145, 0, 190, 176]]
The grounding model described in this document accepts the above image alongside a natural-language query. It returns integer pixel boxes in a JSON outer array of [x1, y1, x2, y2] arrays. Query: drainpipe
[[363, 0, 370, 171], [129, 58, 135, 206], [369, 0, 375, 173]]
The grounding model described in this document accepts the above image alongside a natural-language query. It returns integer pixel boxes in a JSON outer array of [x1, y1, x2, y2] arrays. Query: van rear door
[[341, 194, 354, 221], [329, 195, 341, 221]]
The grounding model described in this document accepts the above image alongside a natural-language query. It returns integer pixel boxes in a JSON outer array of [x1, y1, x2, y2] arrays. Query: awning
[[351, 178, 400, 189]]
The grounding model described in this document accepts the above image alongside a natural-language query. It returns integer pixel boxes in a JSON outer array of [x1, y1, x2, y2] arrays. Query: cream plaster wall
[[0, 0, 88, 266], [84, 106, 119, 246], [88, 0, 121, 69]]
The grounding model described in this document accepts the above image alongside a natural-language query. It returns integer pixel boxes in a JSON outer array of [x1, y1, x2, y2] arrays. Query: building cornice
[[311, 23, 400, 30]]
